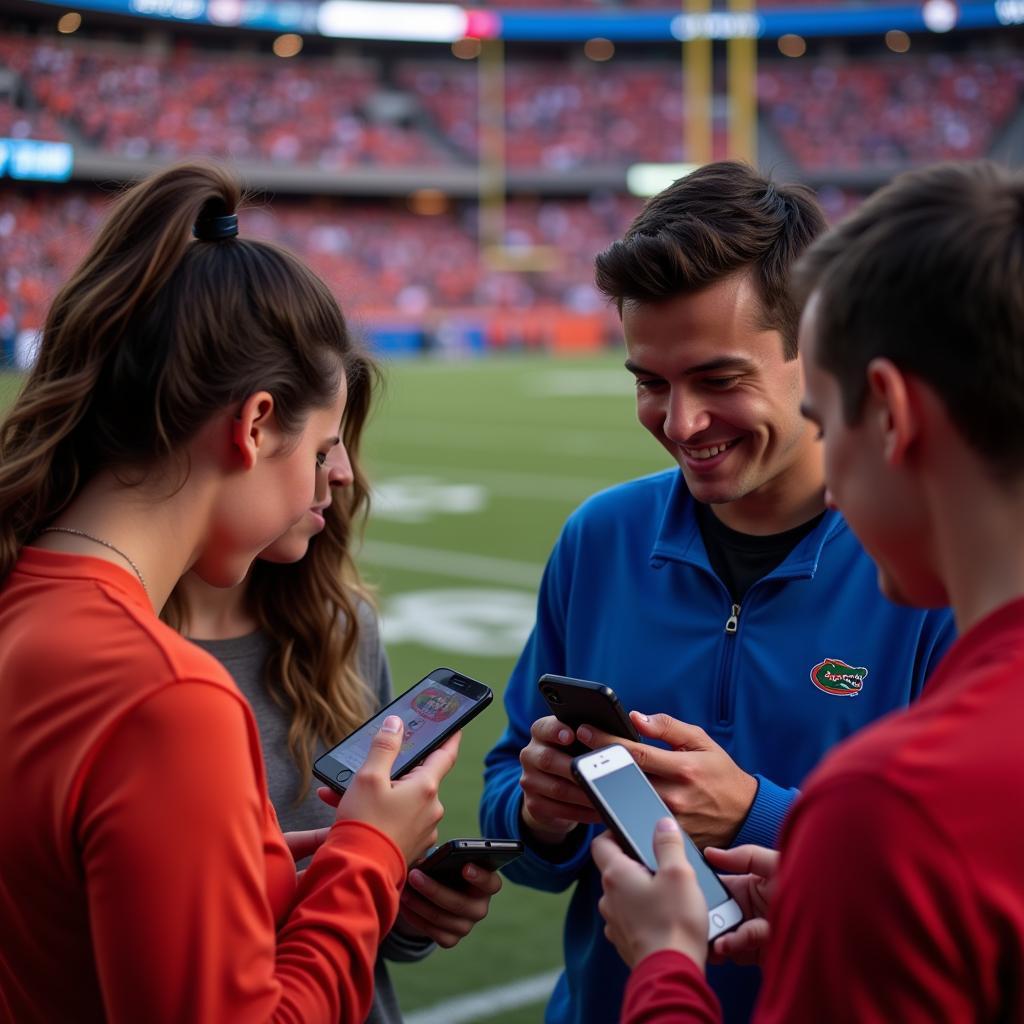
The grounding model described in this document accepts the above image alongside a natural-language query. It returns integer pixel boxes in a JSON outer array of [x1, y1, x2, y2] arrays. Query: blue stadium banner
[[20, 0, 1023, 40], [0, 140, 74, 182]]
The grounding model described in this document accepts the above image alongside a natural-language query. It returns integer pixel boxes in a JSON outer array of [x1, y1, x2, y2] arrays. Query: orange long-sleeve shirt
[[0, 547, 406, 1023]]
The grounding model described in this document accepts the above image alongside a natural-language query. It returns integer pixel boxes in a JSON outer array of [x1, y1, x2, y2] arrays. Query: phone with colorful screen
[[313, 667, 492, 793]]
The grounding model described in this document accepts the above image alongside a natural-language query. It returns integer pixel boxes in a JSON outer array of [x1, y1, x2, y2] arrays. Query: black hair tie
[[193, 196, 239, 241], [193, 212, 238, 241]]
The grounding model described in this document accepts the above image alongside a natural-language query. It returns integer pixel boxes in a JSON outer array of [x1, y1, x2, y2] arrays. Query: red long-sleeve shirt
[[0, 548, 406, 1023], [624, 596, 1024, 1023]]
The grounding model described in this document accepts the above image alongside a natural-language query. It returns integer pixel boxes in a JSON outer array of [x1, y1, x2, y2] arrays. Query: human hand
[[578, 713, 757, 849], [704, 845, 778, 966], [283, 826, 331, 864], [335, 716, 459, 865], [592, 819, 709, 971], [519, 715, 602, 846], [395, 864, 504, 948]]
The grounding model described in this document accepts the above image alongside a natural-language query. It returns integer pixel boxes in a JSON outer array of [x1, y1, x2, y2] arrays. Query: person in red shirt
[[165, 354, 504, 1024], [592, 159, 1024, 1022], [0, 161, 459, 1023]]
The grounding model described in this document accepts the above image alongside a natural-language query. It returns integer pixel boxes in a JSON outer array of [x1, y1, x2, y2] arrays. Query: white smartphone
[[573, 743, 744, 943]]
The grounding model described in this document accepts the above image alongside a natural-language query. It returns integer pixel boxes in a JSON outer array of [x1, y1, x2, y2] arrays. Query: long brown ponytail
[[0, 162, 352, 584]]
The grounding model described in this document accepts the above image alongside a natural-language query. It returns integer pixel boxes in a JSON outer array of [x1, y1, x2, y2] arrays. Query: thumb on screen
[[652, 817, 689, 872], [359, 715, 403, 781]]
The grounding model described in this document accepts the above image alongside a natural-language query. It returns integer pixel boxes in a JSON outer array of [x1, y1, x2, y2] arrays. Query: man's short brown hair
[[594, 161, 827, 358], [793, 160, 1024, 479]]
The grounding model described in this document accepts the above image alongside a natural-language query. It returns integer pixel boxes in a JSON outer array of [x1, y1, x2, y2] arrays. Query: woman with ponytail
[[0, 162, 458, 1023], [164, 350, 502, 1024]]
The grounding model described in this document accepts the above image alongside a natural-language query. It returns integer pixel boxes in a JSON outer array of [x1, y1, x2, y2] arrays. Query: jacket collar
[[649, 470, 845, 582]]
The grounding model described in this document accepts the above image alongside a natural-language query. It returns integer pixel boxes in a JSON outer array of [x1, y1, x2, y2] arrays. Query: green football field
[[359, 353, 669, 1021], [0, 353, 671, 1022]]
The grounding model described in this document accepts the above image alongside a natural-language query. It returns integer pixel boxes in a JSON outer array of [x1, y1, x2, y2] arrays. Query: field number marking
[[381, 588, 537, 656], [373, 476, 488, 523]]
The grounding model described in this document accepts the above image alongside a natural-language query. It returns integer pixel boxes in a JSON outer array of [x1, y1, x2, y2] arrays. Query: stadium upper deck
[[3, 32, 1022, 173], [1, 2, 1022, 354]]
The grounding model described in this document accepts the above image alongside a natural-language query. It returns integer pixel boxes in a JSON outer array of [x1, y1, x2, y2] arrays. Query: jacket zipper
[[718, 603, 741, 722]]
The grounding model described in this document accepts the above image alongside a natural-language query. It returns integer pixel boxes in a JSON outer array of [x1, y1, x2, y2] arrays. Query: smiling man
[[479, 162, 955, 1024], [597, 158, 1024, 1024]]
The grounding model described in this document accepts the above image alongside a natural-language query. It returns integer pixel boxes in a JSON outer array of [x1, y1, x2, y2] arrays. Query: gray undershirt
[[192, 602, 433, 1024]]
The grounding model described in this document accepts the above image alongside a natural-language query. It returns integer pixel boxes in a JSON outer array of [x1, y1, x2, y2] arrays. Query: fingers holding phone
[[519, 715, 603, 844], [593, 821, 710, 971], [575, 744, 743, 956], [704, 844, 778, 966], [312, 666, 491, 863], [398, 862, 504, 948], [537, 674, 641, 755], [336, 716, 452, 865], [584, 711, 758, 850]]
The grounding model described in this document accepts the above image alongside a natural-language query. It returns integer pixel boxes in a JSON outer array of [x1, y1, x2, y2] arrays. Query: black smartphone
[[415, 838, 525, 889], [573, 744, 743, 943], [313, 667, 492, 793], [538, 673, 641, 755]]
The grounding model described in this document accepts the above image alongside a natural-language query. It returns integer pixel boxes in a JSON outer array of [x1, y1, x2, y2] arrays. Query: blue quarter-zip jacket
[[480, 469, 955, 1024]]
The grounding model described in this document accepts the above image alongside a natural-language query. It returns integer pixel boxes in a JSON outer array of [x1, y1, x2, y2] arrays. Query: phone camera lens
[[544, 689, 562, 704]]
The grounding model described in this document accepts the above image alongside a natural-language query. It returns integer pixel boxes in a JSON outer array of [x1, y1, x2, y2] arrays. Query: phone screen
[[319, 670, 487, 781], [589, 760, 732, 911]]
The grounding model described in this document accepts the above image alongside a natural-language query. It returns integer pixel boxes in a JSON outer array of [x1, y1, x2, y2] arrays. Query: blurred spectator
[[399, 60, 687, 166], [0, 100, 66, 142], [760, 54, 1024, 168], [0, 187, 641, 336], [0, 35, 445, 167], [3, 33, 1022, 173]]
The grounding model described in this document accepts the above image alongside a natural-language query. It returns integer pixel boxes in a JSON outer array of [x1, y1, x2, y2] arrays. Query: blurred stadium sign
[[317, 1, 477, 41], [922, 0, 958, 31], [627, 163, 700, 198], [0, 140, 73, 182], [996, 0, 1024, 24], [131, 0, 203, 18], [670, 11, 760, 40], [22, 0, 1017, 39]]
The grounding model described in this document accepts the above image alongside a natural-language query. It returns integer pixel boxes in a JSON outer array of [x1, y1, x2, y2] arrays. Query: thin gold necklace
[[39, 527, 148, 594]]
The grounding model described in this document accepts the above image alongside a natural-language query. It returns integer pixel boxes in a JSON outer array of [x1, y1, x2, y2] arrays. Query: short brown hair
[[793, 160, 1024, 478], [594, 161, 827, 358]]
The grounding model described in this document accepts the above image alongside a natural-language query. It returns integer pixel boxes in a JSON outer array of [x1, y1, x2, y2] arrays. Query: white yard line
[[369, 461, 618, 503], [369, 420, 648, 461], [404, 969, 561, 1024], [359, 540, 544, 589]]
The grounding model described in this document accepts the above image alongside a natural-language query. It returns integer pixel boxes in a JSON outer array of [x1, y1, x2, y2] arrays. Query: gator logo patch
[[810, 658, 867, 697]]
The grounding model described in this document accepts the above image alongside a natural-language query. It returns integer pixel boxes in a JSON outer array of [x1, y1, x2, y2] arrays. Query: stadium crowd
[[2, 33, 1022, 172], [399, 60, 687, 166], [0, 189, 641, 342], [759, 52, 1024, 168], [0, 36, 442, 167]]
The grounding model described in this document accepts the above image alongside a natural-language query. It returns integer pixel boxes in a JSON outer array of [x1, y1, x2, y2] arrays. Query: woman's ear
[[232, 391, 276, 470], [865, 358, 918, 467]]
